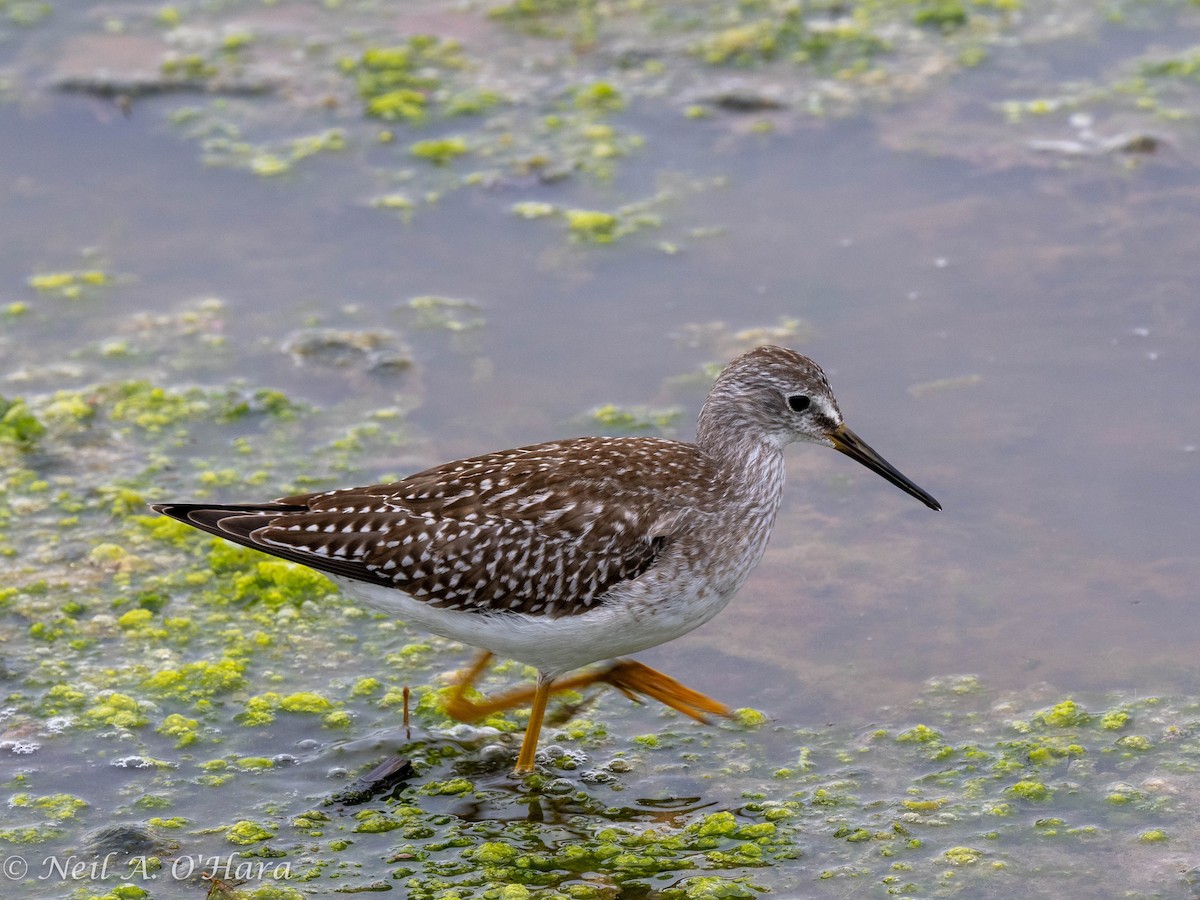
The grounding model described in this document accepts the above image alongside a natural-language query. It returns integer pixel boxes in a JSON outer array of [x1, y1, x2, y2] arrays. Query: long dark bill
[[830, 425, 941, 511]]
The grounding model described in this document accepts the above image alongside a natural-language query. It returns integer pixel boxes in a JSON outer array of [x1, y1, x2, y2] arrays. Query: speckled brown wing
[[150, 502, 399, 585], [156, 437, 705, 618]]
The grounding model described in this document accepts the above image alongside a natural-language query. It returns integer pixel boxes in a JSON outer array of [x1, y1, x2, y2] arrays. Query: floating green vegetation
[[565, 208, 619, 242], [0, 395, 44, 447], [896, 722, 942, 743], [53, 0, 1183, 254], [226, 819, 276, 845], [573, 81, 624, 112], [220, 31, 253, 54], [139, 22, 268, 93], [217, 552, 338, 609], [492, 0, 1029, 81], [510, 175, 717, 247], [1, 0, 51, 27], [998, 96, 1075, 122], [1036, 698, 1092, 728], [155, 4, 181, 26], [539, 115, 646, 180], [362, 87, 428, 122], [590, 403, 683, 433], [512, 200, 557, 219], [563, 204, 660, 243], [26, 269, 111, 299], [1101, 709, 1130, 730], [153, 2, 731, 237], [99, 381, 301, 434], [9, 793, 89, 821], [156, 713, 200, 748], [83, 692, 150, 729], [345, 37, 470, 123], [1006, 779, 1050, 802], [445, 89, 503, 116], [942, 844, 985, 865], [1139, 48, 1200, 80], [142, 657, 250, 704], [694, 12, 890, 72], [159, 53, 217, 81], [401, 295, 486, 332], [201, 128, 348, 178], [409, 136, 469, 165], [912, 0, 969, 31], [487, 0, 607, 50], [369, 192, 415, 217]]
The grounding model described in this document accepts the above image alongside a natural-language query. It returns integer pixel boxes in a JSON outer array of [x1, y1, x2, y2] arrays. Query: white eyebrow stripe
[[814, 396, 840, 426]]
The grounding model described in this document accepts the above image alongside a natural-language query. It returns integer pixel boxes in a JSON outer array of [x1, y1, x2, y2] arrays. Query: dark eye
[[787, 394, 811, 413]]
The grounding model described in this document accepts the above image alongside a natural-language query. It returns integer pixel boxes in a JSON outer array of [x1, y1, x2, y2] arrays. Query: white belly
[[333, 574, 737, 678]]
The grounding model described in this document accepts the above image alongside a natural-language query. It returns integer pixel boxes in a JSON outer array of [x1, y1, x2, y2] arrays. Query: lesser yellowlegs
[[154, 345, 939, 773]]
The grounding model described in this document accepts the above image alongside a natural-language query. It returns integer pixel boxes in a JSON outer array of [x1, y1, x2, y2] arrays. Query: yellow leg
[[442, 651, 602, 722], [443, 652, 732, 725], [513, 675, 552, 774], [598, 660, 732, 723], [443, 651, 497, 722], [444, 651, 580, 723]]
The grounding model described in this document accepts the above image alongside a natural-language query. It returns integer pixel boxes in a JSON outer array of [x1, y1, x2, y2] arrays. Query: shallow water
[[2, 0, 1200, 896], [5, 93, 1196, 716]]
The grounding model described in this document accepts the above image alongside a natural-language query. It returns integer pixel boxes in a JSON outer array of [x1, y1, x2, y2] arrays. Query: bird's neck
[[693, 426, 788, 599], [696, 425, 787, 506], [695, 393, 789, 518]]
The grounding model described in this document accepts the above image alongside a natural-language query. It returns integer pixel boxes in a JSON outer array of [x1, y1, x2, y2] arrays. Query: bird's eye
[[787, 394, 811, 413]]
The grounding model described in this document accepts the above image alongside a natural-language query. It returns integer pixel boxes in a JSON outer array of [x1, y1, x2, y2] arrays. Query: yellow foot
[[441, 652, 732, 725], [594, 660, 733, 723], [438, 652, 732, 774]]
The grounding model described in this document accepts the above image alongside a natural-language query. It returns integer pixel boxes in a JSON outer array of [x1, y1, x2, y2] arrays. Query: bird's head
[[698, 345, 940, 511]]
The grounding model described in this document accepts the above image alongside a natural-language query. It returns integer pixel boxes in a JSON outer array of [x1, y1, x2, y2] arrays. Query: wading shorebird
[[154, 346, 940, 773]]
